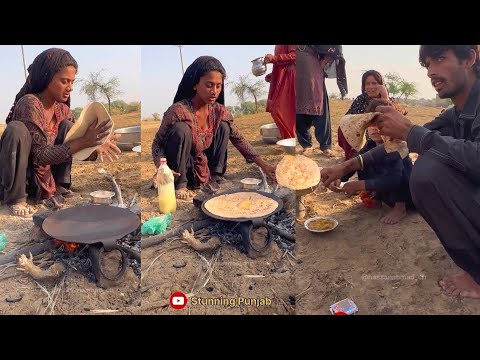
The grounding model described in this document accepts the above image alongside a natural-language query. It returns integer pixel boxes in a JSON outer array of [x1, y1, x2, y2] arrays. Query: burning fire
[[52, 239, 81, 252]]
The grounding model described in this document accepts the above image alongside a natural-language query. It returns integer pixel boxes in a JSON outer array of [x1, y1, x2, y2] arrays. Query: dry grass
[[0, 111, 139, 136], [112, 111, 140, 130], [328, 99, 442, 129]]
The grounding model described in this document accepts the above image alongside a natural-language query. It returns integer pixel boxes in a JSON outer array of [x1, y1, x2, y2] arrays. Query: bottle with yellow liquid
[[157, 158, 177, 214]]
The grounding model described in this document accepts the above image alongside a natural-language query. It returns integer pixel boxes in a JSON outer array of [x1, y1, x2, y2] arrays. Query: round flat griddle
[[42, 205, 140, 249], [201, 189, 283, 224]]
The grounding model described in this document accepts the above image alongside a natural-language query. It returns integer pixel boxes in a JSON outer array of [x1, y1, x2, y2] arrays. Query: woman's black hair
[[361, 70, 384, 94], [173, 56, 226, 104], [5, 48, 78, 123]]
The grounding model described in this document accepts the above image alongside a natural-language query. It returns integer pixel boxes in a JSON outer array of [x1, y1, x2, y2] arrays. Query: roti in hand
[[339, 112, 409, 158], [64, 102, 114, 160], [275, 154, 320, 190]]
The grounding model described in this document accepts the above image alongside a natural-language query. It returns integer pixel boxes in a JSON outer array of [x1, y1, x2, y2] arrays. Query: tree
[[152, 113, 161, 121], [384, 72, 418, 102], [73, 107, 83, 119], [80, 69, 122, 113], [110, 100, 128, 114], [399, 80, 418, 101], [127, 101, 141, 113], [229, 75, 266, 113], [384, 72, 402, 101]]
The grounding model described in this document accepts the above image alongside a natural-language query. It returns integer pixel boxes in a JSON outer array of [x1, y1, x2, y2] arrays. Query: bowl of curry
[[304, 216, 338, 233]]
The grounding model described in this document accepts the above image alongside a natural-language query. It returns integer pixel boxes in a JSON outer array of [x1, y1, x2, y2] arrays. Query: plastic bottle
[[157, 158, 177, 214], [0, 232, 6, 251]]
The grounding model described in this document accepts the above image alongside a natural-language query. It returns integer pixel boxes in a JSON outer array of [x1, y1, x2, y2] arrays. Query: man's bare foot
[[380, 202, 407, 224], [439, 271, 480, 298], [9, 202, 34, 217], [321, 149, 335, 157], [175, 188, 194, 201]]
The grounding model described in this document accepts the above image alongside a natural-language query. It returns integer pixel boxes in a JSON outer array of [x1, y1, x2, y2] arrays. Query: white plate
[[304, 216, 338, 233]]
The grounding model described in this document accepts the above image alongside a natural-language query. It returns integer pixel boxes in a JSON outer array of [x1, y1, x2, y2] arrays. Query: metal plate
[[42, 205, 140, 247]]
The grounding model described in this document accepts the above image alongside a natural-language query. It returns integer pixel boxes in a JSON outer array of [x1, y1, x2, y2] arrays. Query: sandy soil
[[3, 99, 479, 315], [0, 112, 142, 315], [295, 100, 480, 315], [140, 113, 297, 315]]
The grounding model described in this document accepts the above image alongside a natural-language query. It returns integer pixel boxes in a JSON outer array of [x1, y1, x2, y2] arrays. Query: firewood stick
[[0, 241, 50, 266], [142, 219, 212, 249]]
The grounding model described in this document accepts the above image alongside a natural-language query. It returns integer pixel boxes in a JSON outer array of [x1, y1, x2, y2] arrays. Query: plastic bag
[[141, 214, 173, 235], [0, 232, 6, 251]]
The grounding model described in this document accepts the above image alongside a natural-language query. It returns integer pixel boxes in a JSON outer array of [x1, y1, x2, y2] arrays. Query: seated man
[[321, 45, 480, 299], [336, 120, 413, 224]]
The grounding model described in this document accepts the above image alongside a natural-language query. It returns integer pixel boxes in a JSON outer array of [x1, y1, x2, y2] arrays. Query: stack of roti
[[204, 192, 278, 219], [64, 102, 114, 160], [339, 112, 409, 159], [275, 154, 320, 190]]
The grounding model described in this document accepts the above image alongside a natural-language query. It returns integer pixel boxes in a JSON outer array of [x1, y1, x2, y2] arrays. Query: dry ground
[[140, 113, 296, 315], [295, 100, 480, 315]]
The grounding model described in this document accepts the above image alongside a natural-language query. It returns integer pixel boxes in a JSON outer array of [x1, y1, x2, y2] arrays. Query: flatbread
[[339, 112, 379, 151], [204, 192, 278, 219], [275, 154, 320, 190], [64, 102, 114, 160], [383, 136, 409, 159], [339, 113, 409, 158]]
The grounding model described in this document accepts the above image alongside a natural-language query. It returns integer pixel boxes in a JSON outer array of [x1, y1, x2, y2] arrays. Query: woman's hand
[[261, 163, 277, 183], [264, 54, 274, 64], [95, 133, 122, 162], [82, 119, 113, 148], [379, 84, 389, 99], [151, 167, 181, 189]]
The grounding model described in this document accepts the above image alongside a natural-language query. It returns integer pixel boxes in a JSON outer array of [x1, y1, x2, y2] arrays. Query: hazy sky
[[141, 45, 436, 119], [0, 45, 140, 123], [0, 45, 436, 123]]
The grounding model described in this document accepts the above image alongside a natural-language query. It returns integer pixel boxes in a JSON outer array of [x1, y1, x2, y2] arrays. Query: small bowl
[[90, 190, 115, 204], [304, 216, 338, 233], [276, 138, 296, 154], [240, 178, 262, 190]]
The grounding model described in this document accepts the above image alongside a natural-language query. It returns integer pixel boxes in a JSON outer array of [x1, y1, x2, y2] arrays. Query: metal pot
[[114, 126, 141, 151], [276, 138, 296, 154], [240, 178, 262, 190], [90, 190, 115, 204], [251, 57, 267, 77], [260, 123, 281, 144]]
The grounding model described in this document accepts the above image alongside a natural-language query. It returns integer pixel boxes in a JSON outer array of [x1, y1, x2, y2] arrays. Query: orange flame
[[52, 239, 81, 252]]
